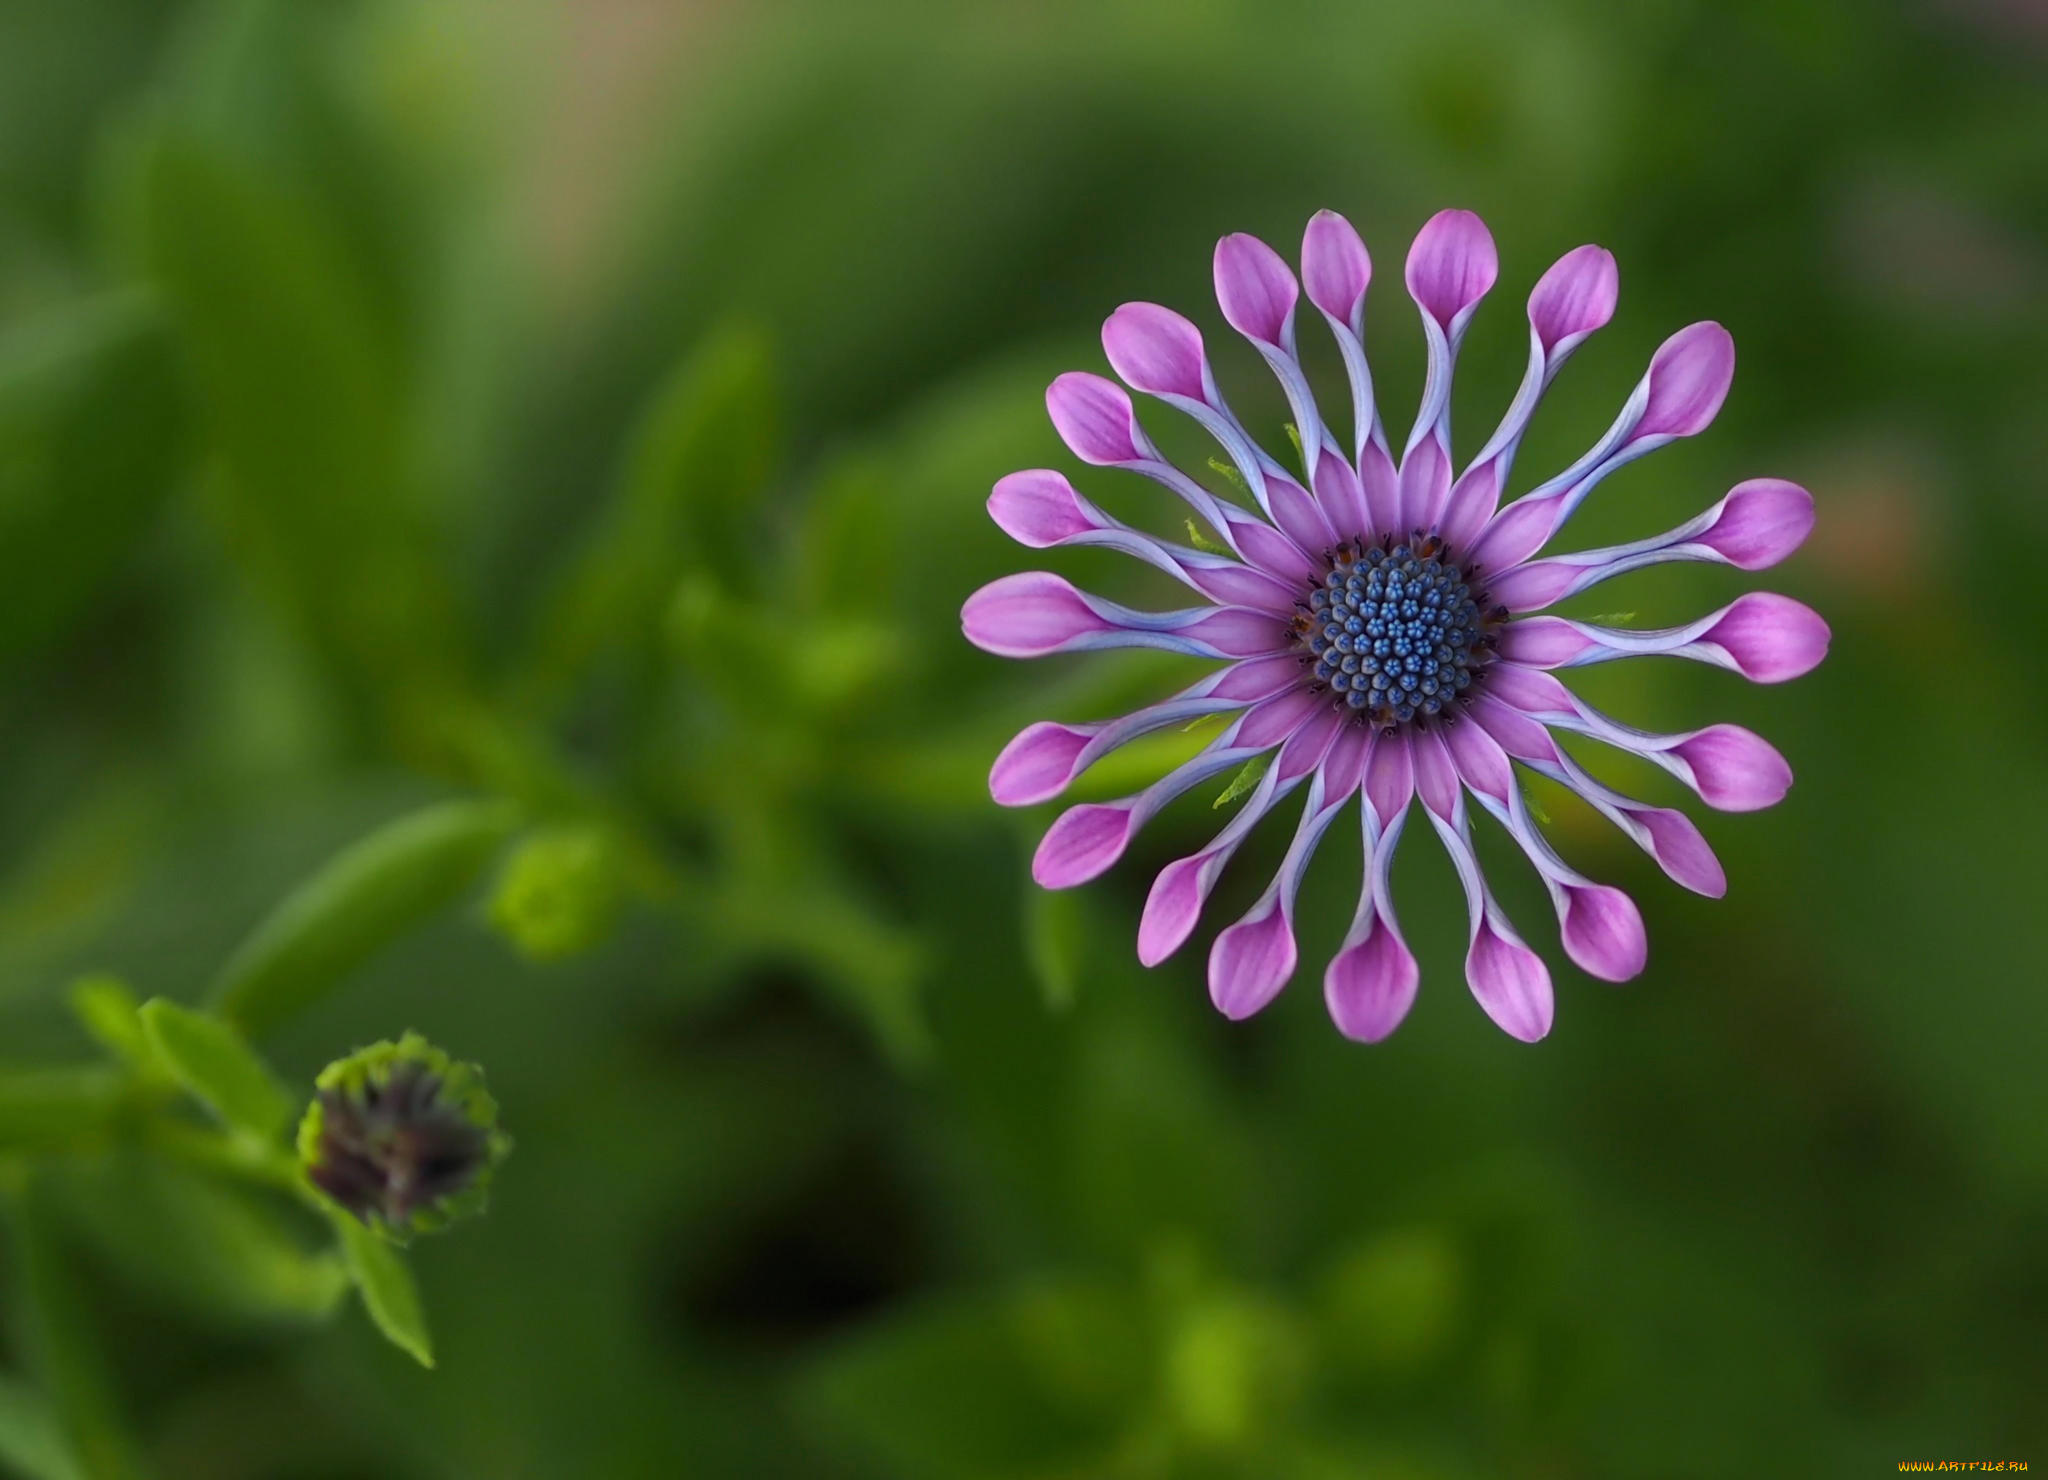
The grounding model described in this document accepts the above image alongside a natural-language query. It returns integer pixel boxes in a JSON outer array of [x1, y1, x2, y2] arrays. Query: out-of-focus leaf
[[0, 1069, 123, 1154], [0, 774, 159, 1008], [137, 999, 291, 1142], [333, 1213, 433, 1369], [801, 1288, 1130, 1480], [49, 1152, 347, 1329], [1024, 886, 1088, 1013], [64, 979, 152, 1072], [2, 1179, 147, 1480], [0, 1374, 86, 1480], [523, 324, 775, 708], [129, 128, 467, 742], [207, 798, 517, 1038], [0, 294, 184, 661], [1318, 1226, 1464, 1377]]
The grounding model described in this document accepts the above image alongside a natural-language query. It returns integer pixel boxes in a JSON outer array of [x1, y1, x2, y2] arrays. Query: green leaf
[[801, 1288, 1131, 1480], [49, 1153, 348, 1329], [1212, 752, 1271, 810], [138, 1000, 292, 1142], [129, 129, 468, 741], [334, 1214, 434, 1368], [523, 324, 776, 708], [2, 1180, 148, 1480], [65, 979, 153, 1073], [0, 295, 185, 662], [0, 1069, 124, 1154], [1024, 887, 1089, 1013], [0, 1375, 86, 1480], [207, 798, 518, 1038]]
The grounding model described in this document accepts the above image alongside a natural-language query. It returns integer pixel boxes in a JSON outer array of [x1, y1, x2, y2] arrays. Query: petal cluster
[[963, 209, 1827, 1043]]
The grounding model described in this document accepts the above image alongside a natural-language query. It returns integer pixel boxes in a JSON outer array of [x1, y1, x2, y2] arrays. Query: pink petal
[[1266, 472, 1339, 554], [1699, 478, 1815, 570], [1104, 303, 1208, 400], [1484, 661, 1576, 716], [1442, 712, 1515, 805], [1302, 209, 1371, 326], [1404, 209, 1499, 329], [988, 470, 1097, 547], [1499, 617, 1597, 669], [1469, 695, 1561, 764], [1637, 322, 1735, 439], [1559, 884, 1647, 982], [1214, 233, 1298, 347], [1466, 492, 1563, 577], [1139, 855, 1220, 967], [1396, 434, 1451, 533], [1673, 726, 1792, 812], [962, 569, 1114, 655], [1700, 593, 1831, 683], [1047, 372, 1146, 466], [1032, 803, 1136, 888], [1208, 905, 1298, 1020], [990, 722, 1095, 806], [1313, 447, 1368, 542], [1364, 731, 1415, 823], [1411, 729, 1463, 820], [1324, 928, 1420, 1043], [1213, 655, 1309, 701], [1486, 559, 1581, 613], [1466, 925, 1553, 1042], [1527, 245, 1618, 354], [1635, 807, 1727, 898], [961, 572, 1111, 657], [1436, 460, 1501, 555], [1182, 608, 1291, 658], [1359, 441, 1401, 538]]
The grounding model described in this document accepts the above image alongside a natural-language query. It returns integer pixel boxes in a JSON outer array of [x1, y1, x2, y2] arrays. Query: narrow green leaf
[[1212, 753, 1271, 810], [66, 979, 152, 1072], [0, 1374, 87, 1480], [49, 1153, 348, 1329], [130, 130, 467, 735], [138, 1000, 292, 1142], [208, 798, 518, 1038], [2, 1181, 148, 1480], [334, 1215, 433, 1368], [0, 295, 185, 662], [1282, 421, 1304, 463], [0, 1069, 124, 1154]]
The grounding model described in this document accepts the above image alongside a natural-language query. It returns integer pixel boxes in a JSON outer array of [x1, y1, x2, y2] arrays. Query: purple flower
[[963, 209, 1827, 1044]]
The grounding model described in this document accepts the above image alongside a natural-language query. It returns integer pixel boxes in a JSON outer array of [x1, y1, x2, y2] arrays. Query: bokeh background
[[2, 0, 2046, 1475]]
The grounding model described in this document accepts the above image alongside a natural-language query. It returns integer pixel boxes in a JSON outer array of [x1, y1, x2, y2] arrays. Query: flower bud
[[488, 824, 627, 962], [297, 1033, 511, 1241]]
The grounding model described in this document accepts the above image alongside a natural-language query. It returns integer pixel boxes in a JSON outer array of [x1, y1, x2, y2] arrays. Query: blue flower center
[[1294, 539, 1493, 727]]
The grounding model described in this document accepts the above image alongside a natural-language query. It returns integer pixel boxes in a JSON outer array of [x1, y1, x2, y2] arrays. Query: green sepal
[[333, 1213, 434, 1369]]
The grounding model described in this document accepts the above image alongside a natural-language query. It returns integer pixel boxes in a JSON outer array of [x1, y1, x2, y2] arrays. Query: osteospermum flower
[[961, 209, 1828, 1043]]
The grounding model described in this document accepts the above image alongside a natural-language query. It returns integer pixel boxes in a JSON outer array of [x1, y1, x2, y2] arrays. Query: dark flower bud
[[297, 1033, 511, 1241]]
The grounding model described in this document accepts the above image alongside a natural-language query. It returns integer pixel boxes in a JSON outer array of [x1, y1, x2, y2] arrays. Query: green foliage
[[0, 295, 185, 662], [0, 1070, 124, 1155], [207, 798, 517, 1038], [333, 1213, 432, 1369], [138, 999, 292, 1142], [0, 1374, 86, 1480]]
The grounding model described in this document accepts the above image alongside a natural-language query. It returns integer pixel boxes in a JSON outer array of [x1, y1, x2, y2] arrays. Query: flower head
[[964, 209, 1827, 1043], [298, 1032, 512, 1239]]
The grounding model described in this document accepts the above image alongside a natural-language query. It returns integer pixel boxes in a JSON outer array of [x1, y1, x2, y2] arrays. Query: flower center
[[1291, 537, 1499, 728]]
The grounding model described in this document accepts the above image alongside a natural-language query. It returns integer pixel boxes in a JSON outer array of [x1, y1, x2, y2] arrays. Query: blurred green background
[[1, 0, 2045, 1475]]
